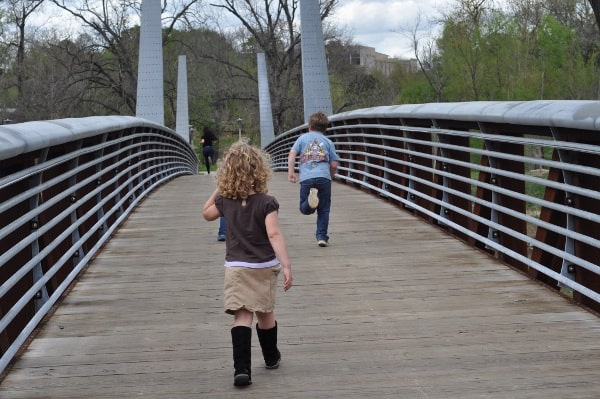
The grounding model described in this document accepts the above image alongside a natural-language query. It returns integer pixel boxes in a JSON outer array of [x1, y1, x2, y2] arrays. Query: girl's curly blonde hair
[[215, 142, 272, 199]]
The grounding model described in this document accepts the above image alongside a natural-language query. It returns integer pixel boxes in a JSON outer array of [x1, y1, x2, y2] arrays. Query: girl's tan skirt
[[223, 265, 281, 315]]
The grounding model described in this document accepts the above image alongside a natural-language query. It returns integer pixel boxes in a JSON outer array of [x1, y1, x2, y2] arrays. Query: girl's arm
[[203, 188, 221, 221], [265, 211, 293, 291]]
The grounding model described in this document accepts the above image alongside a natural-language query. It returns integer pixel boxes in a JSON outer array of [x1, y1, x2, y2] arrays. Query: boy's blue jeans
[[218, 216, 226, 236], [299, 177, 332, 242]]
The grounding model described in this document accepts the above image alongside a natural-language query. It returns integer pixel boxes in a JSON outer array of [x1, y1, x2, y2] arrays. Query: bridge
[[1, 101, 600, 397]]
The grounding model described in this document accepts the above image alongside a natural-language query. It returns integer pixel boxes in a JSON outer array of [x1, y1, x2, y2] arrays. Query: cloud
[[330, 0, 448, 59]]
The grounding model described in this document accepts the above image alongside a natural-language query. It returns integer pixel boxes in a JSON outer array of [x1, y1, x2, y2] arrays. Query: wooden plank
[[1, 173, 599, 398]]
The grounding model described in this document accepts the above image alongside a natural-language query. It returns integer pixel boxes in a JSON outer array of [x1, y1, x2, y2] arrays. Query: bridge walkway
[[1, 173, 599, 398]]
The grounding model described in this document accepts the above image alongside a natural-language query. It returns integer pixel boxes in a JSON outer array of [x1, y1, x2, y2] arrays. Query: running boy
[[287, 111, 339, 247]]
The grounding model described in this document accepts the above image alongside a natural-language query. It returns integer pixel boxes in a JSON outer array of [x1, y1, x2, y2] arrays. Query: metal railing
[[0, 116, 198, 374], [266, 100, 600, 314], [2, 101, 599, 375]]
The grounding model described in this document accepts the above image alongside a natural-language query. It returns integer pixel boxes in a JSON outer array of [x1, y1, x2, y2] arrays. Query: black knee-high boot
[[256, 322, 281, 369], [231, 326, 252, 386]]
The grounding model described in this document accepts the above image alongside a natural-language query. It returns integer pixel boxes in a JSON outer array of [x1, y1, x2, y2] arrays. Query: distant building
[[349, 45, 419, 76]]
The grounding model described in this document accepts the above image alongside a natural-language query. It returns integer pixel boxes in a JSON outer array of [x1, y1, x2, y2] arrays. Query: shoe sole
[[318, 240, 328, 247], [265, 355, 281, 369], [234, 373, 251, 386], [308, 188, 319, 209], [265, 361, 280, 369]]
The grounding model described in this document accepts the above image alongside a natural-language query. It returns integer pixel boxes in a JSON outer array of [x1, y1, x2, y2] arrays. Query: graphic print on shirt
[[300, 139, 329, 167]]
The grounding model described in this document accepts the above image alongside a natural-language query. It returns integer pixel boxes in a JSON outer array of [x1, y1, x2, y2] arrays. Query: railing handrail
[[3, 101, 600, 377], [0, 116, 198, 375], [270, 100, 600, 142], [0, 116, 170, 160], [265, 100, 600, 315], [331, 100, 600, 129]]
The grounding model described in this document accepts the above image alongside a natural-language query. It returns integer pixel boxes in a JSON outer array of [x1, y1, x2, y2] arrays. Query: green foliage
[[394, 72, 435, 104], [402, 1, 600, 104], [162, 28, 260, 135], [4, 0, 600, 124], [534, 15, 580, 98]]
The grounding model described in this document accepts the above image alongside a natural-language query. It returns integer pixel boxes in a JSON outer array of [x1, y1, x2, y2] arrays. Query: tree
[[49, 0, 203, 124], [0, 8, 15, 121], [162, 28, 258, 137], [534, 14, 596, 99], [588, 0, 600, 33], [211, 0, 338, 133], [4, 0, 600, 125], [326, 39, 396, 112], [2, 0, 44, 121], [504, 0, 600, 99], [404, 11, 446, 101]]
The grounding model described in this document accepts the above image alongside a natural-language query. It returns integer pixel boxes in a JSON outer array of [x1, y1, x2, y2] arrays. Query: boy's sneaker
[[217, 234, 226, 242], [317, 239, 328, 247], [308, 188, 319, 209]]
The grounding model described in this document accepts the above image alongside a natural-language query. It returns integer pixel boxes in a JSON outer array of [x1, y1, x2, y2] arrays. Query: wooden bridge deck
[[1, 173, 599, 398]]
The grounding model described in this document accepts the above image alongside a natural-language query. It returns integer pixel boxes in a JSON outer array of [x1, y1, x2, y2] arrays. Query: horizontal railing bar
[[0, 166, 178, 373], [335, 132, 600, 178], [0, 117, 198, 376], [337, 167, 600, 286], [0, 161, 184, 294], [266, 102, 600, 312], [0, 137, 189, 214], [341, 159, 600, 252], [338, 171, 600, 303], [0, 131, 188, 190], [0, 150, 188, 248], [338, 148, 600, 221]]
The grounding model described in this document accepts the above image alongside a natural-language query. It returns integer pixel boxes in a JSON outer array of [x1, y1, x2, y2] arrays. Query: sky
[[30, 0, 498, 61], [32, 0, 458, 61], [329, 0, 452, 59]]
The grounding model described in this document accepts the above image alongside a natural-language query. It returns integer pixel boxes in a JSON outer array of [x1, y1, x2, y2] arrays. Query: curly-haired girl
[[202, 142, 293, 387]]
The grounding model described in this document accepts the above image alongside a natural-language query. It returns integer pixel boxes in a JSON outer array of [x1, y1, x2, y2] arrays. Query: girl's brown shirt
[[215, 193, 279, 264]]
